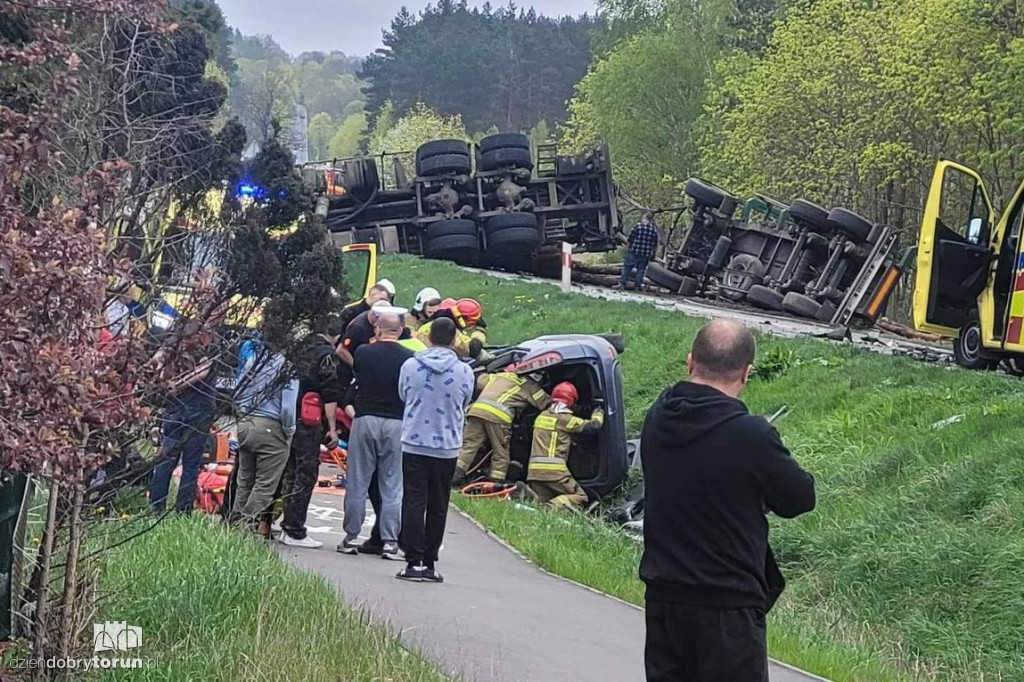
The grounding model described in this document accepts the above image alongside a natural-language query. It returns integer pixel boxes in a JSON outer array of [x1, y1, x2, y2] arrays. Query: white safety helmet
[[376, 278, 396, 298], [413, 287, 442, 313]]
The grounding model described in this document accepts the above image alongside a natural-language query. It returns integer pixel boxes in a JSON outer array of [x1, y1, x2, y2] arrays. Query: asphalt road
[[281, 489, 828, 682]]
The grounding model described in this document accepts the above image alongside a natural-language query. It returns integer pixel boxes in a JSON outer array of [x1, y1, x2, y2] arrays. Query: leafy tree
[[308, 112, 335, 160], [368, 102, 470, 156], [328, 111, 368, 159], [233, 58, 296, 144]]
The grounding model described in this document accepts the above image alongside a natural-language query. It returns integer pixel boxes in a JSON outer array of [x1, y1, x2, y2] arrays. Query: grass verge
[[380, 254, 1024, 682], [93, 516, 451, 682]]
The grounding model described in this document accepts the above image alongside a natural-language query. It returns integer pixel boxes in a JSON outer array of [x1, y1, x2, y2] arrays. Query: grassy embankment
[[380, 254, 1024, 682], [92, 516, 451, 682]]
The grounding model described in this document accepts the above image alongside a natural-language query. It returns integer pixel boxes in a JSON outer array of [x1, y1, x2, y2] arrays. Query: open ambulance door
[[340, 242, 378, 305], [913, 161, 995, 336]]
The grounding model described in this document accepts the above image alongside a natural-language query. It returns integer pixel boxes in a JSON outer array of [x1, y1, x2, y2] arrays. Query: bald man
[[339, 312, 415, 559], [640, 320, 816, 682]]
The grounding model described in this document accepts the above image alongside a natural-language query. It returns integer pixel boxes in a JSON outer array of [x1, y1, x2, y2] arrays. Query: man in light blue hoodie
[[396, 317, 475, 583]]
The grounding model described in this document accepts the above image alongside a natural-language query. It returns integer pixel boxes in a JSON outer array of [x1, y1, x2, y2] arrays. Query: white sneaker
[[280, 533, 323, 549], [381, 543, 404, 561]]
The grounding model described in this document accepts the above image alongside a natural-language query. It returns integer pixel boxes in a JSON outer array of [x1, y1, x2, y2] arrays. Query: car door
[[913, 160, 995, 336], [339, 242, 378, 305]]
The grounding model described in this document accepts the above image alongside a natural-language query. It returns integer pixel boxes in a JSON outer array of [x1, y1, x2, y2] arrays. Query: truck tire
[[789, 199, 831, 234], [487, 227, 541, 252], [645, 262, 685, 292], [745, 285, 784, 311], [424, 234, 480, 264], [782, 292, 822, 319], [684, 257, 708, 275], [479, 133, 530, 154], [480, 147, 534, 172], [828, 207, 873, 244], [708, 236, 732, 269], [427, 219, 477, 242], [417, 139, 470, 162], [418, 153, 472, 177], [721, 254, 766, 301], [485, 212, 538, 235], [347, 159, 380, 200], [953, 319, 998, 370], [684, 178, 738, 213], [679, 276, 699, 297]]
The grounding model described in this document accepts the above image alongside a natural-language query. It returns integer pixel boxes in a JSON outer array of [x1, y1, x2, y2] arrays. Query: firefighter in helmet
[[410, 287, 443, 331], [525, 381, 604, 510], [455, 369, 550, 484]]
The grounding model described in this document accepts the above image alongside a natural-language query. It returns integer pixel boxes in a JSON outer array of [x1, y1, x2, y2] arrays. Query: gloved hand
[[468, 338, 484, 359], [593, 406, 605, 421]]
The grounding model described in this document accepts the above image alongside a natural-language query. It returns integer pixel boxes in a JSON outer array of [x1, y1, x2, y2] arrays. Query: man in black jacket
[[278, 319, 347, 548], [640, 319, 816, 682]]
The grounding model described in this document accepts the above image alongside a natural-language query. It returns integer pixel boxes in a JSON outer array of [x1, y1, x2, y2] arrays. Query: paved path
[[280, 490, 826, 682]]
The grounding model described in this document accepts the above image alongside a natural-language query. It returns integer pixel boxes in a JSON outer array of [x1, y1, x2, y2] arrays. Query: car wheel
[[645, 262, 685, 292], [827, 208, 873, 244], [954, 319, 998, 370], [789, 199, 831, 234], [721, 254, 766, 301], [424, 234, 480, 265], [485, 212, 538, 235], [782, 292, 823, 319], [684, 177, 738, 214], [745, 285, 784, 311], [426, 219, 478, 242], [417, 139, 470, 162], [479, 133, 530, 155], [418, 153, 472, 177]]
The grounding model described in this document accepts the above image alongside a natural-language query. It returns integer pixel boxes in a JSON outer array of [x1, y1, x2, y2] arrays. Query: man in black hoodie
[[640, 320, 815, 682]]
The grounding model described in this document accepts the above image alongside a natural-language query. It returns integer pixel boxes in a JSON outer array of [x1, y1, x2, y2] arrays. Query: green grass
[[93, 516, 451, 682], [381, 254, 1024, 682]]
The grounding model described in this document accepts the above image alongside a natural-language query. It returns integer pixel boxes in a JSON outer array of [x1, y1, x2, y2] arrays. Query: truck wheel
[[954, 320, 998, 370], [427, 219, 478, 242], [827, 207, 873, 244], [479, 133, 530, 154], [745, 285, 784, 311], [418, 153, 472, 177], [816, 299, 838, 323], [487, 227, 541, 252], [782, 292, 822, 319], [347, 159, 380, 200], [708, 236, 732, 269], [480, 147, 534, 172], [485, 212, 538, 235], [789, 199, 831, 234], [417, 139, 470, 162], [721, 254, 766, 301], [684, 178, 738, 214], [645, 263, 685, 292], [424, 234, 480, 265]]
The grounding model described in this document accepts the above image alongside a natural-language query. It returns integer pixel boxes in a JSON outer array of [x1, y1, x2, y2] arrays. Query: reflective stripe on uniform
[[533, 415, 558, 431], [528, 456, 569, 472], [470, 400, 513, 423], [531, 390, 547, 401]]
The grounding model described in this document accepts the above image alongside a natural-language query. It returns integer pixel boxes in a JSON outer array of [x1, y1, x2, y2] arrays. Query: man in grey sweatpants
[[232, 349, 298, 532], [339, 312, 414, 559]]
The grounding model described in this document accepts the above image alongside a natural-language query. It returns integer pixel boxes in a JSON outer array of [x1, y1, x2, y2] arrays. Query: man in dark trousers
[[617, 212, 659, 290], [640, 319, 816, 682], [396, 318, 474, 583]]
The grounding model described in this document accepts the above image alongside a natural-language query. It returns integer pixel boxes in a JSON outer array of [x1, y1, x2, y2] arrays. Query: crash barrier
[[0, 473, 28, 640]]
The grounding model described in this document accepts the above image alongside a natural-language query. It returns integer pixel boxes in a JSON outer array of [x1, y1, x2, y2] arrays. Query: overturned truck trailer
[[647, 178, 905, 328], [301, 134, 621, 272]]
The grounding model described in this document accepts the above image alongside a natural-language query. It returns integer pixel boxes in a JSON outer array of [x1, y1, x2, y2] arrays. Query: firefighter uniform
[[456, 372, 550, 482], [527, 404, 605, 510], [415, 319, 475, 357]]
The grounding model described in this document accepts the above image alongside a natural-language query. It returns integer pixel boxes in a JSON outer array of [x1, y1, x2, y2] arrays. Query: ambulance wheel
[[953, 320, 998, 370]]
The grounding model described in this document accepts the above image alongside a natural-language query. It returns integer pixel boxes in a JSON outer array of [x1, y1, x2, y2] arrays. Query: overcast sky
[[217, 0, 599, 56]]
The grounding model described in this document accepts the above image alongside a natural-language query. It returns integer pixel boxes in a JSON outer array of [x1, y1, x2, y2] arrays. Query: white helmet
[[413, 287, 442, 313], [376, 278, 396, 297]]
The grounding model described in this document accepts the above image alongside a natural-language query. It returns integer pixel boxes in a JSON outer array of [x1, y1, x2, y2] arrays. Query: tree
[[308, 112, 335, 160], [328, 111, 368, 159], [234, 58, 296, 144]]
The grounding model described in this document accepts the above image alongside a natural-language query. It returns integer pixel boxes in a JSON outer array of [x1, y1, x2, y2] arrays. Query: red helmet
[[454, 298, 483, 326], [551, 382, 578, 406], [440, 298, 457, 310]]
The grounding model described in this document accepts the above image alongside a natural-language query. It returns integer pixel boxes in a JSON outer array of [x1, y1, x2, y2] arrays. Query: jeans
[[281, 423, 323, 539], [644, 600, 767, 682], [343, 416, 404, 543], [149, 409, 210, 513], [621, 251, 652, 289], [399, 453, 456, 567]]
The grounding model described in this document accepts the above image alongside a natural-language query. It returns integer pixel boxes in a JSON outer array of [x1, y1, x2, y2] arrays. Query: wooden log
[[876, 317, 944, 342], [572, 261, 623, 276]]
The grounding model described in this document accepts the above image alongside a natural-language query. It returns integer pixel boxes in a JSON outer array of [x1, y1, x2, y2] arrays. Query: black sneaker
[[396, 563, 428, 582], [358, 541, 384, 556], [380, 543, 404, 561], [421, 566, 444, 583]]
